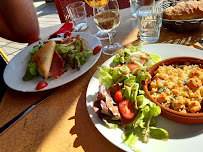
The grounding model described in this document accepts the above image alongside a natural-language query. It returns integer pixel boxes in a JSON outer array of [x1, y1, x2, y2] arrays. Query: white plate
[[86, 44, 203, 152], [3, 32, 102, 92]]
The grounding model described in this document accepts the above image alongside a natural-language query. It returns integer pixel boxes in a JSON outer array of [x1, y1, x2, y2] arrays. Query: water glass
[[67, 2, 88, 31], [136, 6, 162, 43], [130, 0, 155, 18]]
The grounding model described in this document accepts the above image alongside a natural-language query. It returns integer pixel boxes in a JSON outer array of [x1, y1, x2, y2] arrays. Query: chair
[[0, 48, 8, 102], [117, 0, 130, 9], [54, 0, 93, 23], [54, 0, 130, 23]]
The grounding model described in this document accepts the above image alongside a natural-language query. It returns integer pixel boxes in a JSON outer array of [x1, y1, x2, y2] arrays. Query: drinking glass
[[93, 0, 123, 55], [136, 6, 162, 43], [67, 2, 88, 31], [85, 0, 116, 40], [130, 0, 155, 18]]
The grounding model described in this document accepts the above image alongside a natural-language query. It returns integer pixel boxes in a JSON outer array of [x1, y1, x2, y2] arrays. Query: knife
[[0, 87, 60, 135]]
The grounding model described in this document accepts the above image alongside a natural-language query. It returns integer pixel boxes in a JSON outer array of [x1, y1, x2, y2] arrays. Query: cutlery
[[0, 87, 61, 135], [74, 25, 83, 32], [196, 39, 203, 50], [197, 39, 203, 44]]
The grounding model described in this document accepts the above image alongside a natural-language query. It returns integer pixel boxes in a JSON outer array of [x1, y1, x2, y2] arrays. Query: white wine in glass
[[85, 0, 109, 8], [85, 0, 116, 40], [93, 0, 123, 55], [94, 10, 120, 33]]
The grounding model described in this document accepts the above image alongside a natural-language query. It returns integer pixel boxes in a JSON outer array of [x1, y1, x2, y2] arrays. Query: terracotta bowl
[[143, 57, 203, 124]]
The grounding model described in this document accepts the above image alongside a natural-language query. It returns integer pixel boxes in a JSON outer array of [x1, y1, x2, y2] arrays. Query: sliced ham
[[62, 37, 74, 44], [94, 84, 121, 120], [50, 50, 64, 79]]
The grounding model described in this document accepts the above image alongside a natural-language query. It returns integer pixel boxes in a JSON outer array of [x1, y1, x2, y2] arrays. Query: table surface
[[0, 7, 203, 152]]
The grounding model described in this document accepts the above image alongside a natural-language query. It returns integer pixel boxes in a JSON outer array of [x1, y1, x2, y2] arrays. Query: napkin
[[29, 22, 73, 45], [51, 22, 73, 36]]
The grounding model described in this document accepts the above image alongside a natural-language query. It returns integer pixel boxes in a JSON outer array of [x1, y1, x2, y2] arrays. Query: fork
[[197, 39, 203, 45], [196, 39, 203, 50]]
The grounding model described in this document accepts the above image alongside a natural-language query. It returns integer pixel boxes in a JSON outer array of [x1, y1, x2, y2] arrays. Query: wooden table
[[0, 8, 203, 152]]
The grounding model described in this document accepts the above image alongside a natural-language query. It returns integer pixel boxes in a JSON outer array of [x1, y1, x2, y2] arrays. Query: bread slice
[[163, 1, 203, 20], [32, 40, 56, 79]]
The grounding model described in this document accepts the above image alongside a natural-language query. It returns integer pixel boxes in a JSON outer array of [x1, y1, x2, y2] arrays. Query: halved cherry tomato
[[119, 99, 136, 119], [126, 63, 139, 72], [36, 81, 48, 90], [93, 46, 102, 55], [114, 90, 123, 103], [64, 31, 71, 38]]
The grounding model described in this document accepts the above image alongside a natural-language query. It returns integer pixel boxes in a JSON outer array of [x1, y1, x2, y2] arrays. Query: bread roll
[[163, 1, 203, 20], [32, 40, 56, 79]]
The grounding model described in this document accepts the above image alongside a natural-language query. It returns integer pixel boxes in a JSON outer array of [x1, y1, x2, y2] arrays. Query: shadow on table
[[158, 26, 203, 49], [69, 90, 125, 152], [130, 26, 203, 51]]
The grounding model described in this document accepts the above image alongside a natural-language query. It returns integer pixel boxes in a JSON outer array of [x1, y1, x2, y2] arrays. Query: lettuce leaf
[[135, 95, 168, 143], [111, 65, 130, 83], [122, 131, 138, 150], [136, 71, 151, 89], [22, 60, 38, 81], [98, 66, 113, 89], [103, 119, 118, 129], [144, 53, 162, 69]]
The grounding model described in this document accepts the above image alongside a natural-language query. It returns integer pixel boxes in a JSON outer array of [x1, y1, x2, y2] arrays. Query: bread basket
[[159, 0, 203, 33]]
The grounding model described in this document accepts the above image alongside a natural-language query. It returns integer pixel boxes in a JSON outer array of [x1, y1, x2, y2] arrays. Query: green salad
[[23, 35, 93, 81], [94, 44, 168, 151]]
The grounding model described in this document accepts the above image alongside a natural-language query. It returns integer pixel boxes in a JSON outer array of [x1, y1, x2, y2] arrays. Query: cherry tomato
[[119, 99, 136, 119], [126, 63, 139, 72], [64, 31, 71, 38], [114, 90, 123, 103], [93, 46, 102, 55], [36, 81, 48, 90]]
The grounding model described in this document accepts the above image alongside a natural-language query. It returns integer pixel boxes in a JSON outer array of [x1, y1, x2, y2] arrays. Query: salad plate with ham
[[3, 32, 102, 92]]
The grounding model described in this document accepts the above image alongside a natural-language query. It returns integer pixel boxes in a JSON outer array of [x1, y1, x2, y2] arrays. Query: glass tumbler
[[67, 2, 88, 31], [130, 0, 155, 18], [136, 6, 162, 43]]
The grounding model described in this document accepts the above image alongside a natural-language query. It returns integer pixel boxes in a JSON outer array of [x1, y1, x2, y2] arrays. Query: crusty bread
[[163, 1, 203, 20], [32, 40, 56, 79]]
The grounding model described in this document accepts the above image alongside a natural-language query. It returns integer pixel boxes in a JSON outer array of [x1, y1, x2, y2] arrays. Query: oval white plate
[[86, 44, 203, 152], [4, 32, 102, 92]]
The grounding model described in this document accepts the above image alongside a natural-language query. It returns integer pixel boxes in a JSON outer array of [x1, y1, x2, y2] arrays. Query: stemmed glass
[[92, 0, 123, 55], [85, 0, 116, 40]]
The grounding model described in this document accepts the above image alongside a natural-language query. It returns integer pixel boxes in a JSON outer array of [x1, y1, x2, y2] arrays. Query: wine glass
[[93, 0, 123, 55], [85, 0, 116, 40]]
